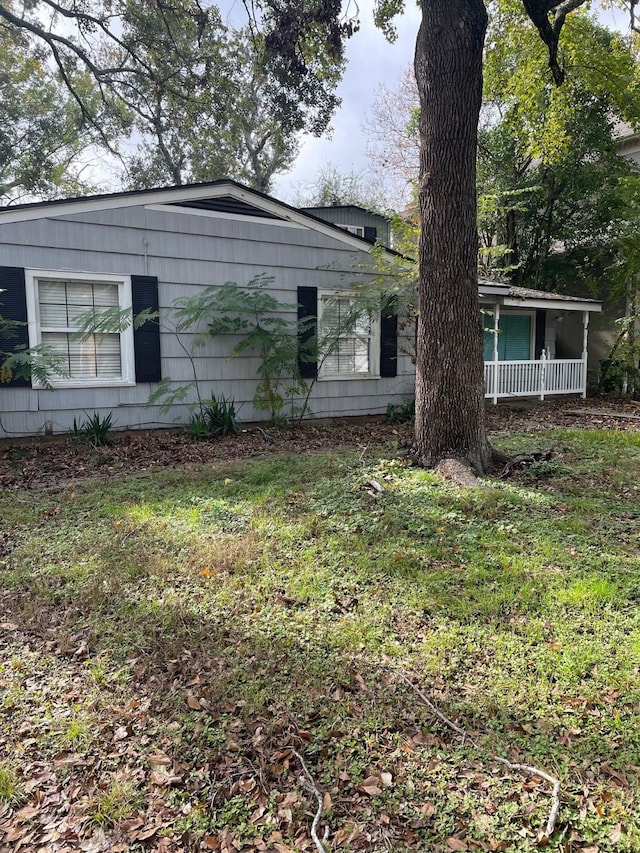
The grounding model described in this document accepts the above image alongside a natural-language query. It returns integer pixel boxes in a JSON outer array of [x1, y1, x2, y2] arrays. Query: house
[[299, 204, 391, 247], [0, 180, 600, 438]]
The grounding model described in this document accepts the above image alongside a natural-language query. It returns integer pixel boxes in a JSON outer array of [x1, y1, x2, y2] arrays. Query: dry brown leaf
[[602, 765, 629, 787], [136, 826, 159, 840], [446, 838, 468, 851], [148, 751, 172, 769], [186, 693, 202, 710], [357, 781, 382, 797], [610, 823, 623, 844]]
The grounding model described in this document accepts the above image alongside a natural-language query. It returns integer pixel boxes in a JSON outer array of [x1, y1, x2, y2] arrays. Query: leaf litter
[[0, 399, 639, 851]]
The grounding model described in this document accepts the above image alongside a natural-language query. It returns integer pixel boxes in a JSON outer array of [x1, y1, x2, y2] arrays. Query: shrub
[[387, 398, 415, 424], [187, 395, 240, 440]]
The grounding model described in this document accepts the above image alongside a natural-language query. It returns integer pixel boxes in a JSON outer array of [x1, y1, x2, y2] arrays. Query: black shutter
[[131, 275, 161, 383], [535, 309, 546, 359], [297, 286, 317, 379], [380, 296, 398, 378], [363, 226, 377, 243], [0, 266, 30, 387]]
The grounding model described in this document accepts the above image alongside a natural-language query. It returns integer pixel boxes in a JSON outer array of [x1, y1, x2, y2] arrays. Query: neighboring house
[[478, 280, 601, 403], [299, 205, 391, 247], [584, 123, 640, 373], [0, 180, 600, 438]]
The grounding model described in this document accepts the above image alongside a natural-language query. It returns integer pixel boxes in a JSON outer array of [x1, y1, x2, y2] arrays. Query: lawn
[[1, 424, 639, 852]]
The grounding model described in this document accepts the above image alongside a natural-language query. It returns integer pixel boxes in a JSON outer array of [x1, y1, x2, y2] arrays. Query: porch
[[479, 280, 601, 404]]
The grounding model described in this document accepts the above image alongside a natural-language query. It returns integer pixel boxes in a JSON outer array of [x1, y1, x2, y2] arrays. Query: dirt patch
[[0, 398, 637, 491]]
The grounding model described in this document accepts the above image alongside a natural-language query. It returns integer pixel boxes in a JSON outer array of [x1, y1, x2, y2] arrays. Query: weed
[[0, 763, 24, 806], [58, 710, 94, 750], [72, 411, 114, 446], [88, 778, 142, 827]]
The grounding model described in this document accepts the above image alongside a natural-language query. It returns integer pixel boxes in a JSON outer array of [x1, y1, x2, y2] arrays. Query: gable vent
[[170, 196, 284, 220]]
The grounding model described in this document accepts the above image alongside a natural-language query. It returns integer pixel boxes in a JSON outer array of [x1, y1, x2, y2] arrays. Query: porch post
[[539, 350, 546, 401], [582, 310, 589, 399], [492, 303, 500, 405]]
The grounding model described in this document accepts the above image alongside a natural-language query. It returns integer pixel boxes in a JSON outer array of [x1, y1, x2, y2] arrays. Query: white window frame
[[317, 290, 380, 380], [25, 268, 135, 389], [336, 224, 365, 237]]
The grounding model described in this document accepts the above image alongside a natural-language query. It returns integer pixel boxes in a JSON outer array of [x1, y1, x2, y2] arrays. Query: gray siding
[[0, 200, 413, 437], [300, 206, 391, 247]]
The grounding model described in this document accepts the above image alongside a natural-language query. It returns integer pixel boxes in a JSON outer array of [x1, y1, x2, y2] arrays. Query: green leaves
[[0, 344, 69, 388], [479, 2, 640, 287]]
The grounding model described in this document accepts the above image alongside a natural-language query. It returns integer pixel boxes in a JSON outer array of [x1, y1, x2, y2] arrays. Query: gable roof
[[300, 204, 388, 219], [0, 179, 403, 257]]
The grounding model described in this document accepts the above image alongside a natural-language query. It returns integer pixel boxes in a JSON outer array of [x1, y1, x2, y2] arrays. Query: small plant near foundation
[[72, 411, 114, 446], [387, 397, 415, 423]]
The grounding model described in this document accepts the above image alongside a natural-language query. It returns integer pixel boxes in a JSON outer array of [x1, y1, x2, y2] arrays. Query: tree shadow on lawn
[[8, 564, 640, 851], [3, 446, 640, 849]]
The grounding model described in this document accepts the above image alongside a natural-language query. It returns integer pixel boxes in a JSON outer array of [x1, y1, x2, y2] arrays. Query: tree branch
[[289, 749, 329, 853], [393, 670, 562, 840]]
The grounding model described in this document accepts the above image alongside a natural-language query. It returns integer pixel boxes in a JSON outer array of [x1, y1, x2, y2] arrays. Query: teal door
[[484, 314, 532, 361]]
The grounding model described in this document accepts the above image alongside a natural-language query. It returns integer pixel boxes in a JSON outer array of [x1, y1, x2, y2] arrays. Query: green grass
[[0, 429, 639, 851]]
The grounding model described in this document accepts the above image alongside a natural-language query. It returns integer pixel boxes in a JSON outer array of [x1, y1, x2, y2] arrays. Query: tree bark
[[413, 0, 491, 473]]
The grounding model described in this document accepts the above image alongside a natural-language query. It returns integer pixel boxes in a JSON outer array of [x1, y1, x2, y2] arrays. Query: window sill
[[33, 379, 136, 390], [318, 373, 381, 381]]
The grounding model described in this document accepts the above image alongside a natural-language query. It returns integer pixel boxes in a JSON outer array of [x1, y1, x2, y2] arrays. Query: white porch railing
[[484, 353, 586, 402]]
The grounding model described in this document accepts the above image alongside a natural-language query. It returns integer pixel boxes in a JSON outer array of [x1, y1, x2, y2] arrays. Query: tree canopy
[[0, 0, 345, 195], [0, 19, 106, 204]]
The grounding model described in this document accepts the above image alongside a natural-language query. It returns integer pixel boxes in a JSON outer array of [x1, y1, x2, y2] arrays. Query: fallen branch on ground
[[290, 748, 330, 853], [393, 671, 561, 839], [254, 426, 276, 444]]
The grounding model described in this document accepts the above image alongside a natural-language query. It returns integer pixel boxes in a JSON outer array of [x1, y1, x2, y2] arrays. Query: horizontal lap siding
[[0, 202, 412, 437]]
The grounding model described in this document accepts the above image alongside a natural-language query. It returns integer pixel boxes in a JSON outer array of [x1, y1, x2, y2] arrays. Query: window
[[25, 270, 135, 387], [483, 313, 533, 361], [318, 293, 380, 378], [337, 224, 365, 237]]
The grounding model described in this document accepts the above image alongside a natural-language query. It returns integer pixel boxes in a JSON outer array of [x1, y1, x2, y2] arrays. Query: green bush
[[187, 395, 240, 439], [387, 398, 415, 424], [204, 395, 240, 436]]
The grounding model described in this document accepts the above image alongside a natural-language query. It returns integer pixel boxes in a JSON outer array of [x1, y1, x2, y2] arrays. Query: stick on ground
[[394, 671, 561, 839], [290, 748, 330, 853]]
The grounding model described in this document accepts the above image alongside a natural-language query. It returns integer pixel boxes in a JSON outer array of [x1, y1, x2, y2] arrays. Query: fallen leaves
[[1, 399, 638, 493]]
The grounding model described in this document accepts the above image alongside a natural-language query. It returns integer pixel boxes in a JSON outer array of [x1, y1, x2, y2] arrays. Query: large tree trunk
[[413, 0, 491, 474]]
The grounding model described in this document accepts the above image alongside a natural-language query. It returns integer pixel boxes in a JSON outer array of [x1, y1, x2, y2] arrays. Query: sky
[[271, 0, 631, 205], [272, 0, 422, 204]]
